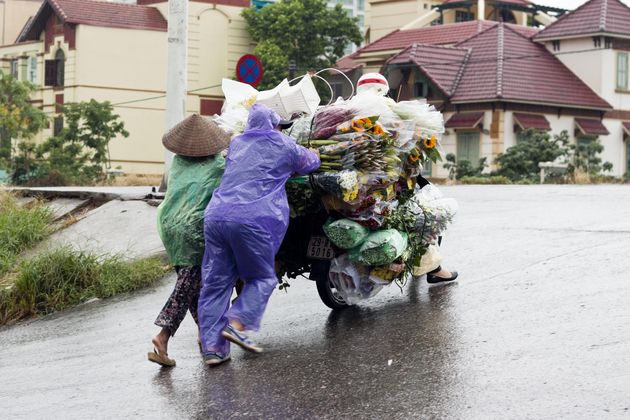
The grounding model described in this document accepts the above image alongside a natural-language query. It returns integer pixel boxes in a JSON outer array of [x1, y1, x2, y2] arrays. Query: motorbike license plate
[[307, 236, 334, 260]]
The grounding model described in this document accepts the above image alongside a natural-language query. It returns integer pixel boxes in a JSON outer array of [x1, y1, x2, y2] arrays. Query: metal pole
[[478, 0, 485, 21], [160, 0, 188, 192], [1, 0, 6, 45]]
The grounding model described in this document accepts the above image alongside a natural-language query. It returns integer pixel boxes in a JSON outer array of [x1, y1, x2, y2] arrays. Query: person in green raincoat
[[148, 114, 230, 367]]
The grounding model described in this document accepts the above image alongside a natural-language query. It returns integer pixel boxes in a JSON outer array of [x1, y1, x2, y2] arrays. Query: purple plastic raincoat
[[198, 104, 320, 357]]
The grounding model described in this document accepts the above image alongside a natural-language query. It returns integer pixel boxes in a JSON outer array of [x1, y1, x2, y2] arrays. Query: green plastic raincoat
[[157, 154, 225, 266]]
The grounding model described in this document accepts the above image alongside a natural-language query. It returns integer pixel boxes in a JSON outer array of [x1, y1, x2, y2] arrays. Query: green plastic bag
[[323, 218, 369, 249], [357, 229, 408, 266], [157, 154, 224, 266]]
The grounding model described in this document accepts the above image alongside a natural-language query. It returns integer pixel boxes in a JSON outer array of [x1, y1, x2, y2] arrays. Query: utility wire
[[41, 45, 615, 115], [43, 83, 223, 114]]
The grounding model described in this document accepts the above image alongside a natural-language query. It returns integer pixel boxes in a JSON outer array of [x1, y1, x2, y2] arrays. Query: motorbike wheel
[[315, 273, 349, 310]]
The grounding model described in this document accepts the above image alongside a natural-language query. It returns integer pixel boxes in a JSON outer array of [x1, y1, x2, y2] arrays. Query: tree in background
[[568, 136, 613, 176], [0, 72, 47, 166], [13, 100, 129, 186], [493, 129, 570, 181], [242, 0, 363, 90], [443, 154, 487, 180]]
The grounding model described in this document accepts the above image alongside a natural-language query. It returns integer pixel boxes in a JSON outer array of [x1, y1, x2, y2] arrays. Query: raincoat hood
[[245, 104, 281, 132]]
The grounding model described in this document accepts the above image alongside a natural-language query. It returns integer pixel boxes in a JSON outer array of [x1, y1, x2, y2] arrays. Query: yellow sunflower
[[423, 135, 437, 149]]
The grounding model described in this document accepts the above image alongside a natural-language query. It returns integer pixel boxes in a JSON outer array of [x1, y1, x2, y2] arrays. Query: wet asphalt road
[[2, 185, 630, 419]]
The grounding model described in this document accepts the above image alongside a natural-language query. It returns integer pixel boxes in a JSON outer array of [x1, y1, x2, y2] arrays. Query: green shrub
[[0, 248, 167, 324], [494, 130, 570, 182], [443, 153, 487, 180], [0, 192, 54, 275], [459, 176, 512, 185]]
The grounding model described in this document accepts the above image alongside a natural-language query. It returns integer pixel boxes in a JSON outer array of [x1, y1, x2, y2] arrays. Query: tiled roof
[[623, 121, 630, 135], [360, 21, 538, 54], [450, 24, 611, 110], [445, 112, 484, 128], [52, 0, 167, 31], [360, 21, 496, 53], [444, 0, 531, 4], [336, 53, 361, 73], [19, 0, 167, 41], [534, 0, 630, 40], [386, 43, 470, 96], [575, 118, 610, 135], [513, 113, 551, 130]]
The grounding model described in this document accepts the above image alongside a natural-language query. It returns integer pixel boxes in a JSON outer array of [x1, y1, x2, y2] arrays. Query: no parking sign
[[236, 54, 264, 87]]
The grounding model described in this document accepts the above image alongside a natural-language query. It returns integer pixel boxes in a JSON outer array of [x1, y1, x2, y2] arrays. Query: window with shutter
[[53, 117, 64, 136], [617, 52, 628, 90], [55, 49, 65, 87], [456, 131, 480, 164], [45, 60, 57, 86]]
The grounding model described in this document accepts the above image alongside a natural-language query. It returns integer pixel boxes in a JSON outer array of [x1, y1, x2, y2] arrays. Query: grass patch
[[105, 173, 163, 187], [459, 176, 513, 185], [0, 192, 54, 276], [0, 248, 169, 325]]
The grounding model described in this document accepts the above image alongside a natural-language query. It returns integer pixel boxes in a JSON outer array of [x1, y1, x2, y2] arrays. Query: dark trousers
[[154, 266, 201, 337]]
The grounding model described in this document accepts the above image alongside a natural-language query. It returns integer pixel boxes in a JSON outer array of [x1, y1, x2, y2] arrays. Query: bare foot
[[152, 328, 170, 355], [229, 319, 246, 332], [432, 268, 453, 278]]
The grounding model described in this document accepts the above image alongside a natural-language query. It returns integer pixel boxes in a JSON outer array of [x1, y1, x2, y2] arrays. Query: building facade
[[0, 0, 253, 174], [333, 0, 630, 178]]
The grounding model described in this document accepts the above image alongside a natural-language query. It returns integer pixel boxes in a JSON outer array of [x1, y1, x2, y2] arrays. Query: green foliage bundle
[[242, 0, 363, 90]]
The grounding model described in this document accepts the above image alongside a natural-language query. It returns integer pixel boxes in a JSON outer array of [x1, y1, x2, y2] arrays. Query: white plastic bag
[[329, 254, 384, 304], [412, 244, 443, 277]]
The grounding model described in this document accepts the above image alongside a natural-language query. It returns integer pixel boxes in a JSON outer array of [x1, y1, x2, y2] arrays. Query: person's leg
[[197, 223, 237, 359], [152, 266, 198, 355], [186, 266, 202, 326], [427, 236, 459, 283], [225, 223, 278, 333]]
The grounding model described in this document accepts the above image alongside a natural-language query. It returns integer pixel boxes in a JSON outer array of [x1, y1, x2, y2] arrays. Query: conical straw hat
[[162, 114, 231, 157]]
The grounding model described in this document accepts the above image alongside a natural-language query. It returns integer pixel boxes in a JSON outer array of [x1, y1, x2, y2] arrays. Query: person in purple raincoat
[[198, 104, 320, 366]]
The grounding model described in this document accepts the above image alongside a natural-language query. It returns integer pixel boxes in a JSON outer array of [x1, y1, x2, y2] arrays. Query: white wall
[[603, 49, 630, 111], [436, 110, 627, 178]]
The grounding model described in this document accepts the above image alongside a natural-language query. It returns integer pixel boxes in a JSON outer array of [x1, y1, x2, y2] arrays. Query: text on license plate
[[307, 236, 334, 260]]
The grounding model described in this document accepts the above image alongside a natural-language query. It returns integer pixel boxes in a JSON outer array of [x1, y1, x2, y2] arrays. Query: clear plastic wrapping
[[355, 229, 408, 266], [323, 218, 369, 249], [329, 254, 384, 304]]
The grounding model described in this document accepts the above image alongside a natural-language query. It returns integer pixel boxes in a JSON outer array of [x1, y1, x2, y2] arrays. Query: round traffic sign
[[236, 54, 264, 87]]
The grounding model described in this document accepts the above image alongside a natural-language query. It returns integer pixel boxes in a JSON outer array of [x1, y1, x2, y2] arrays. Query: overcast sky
[[534, 0, 630, 9]]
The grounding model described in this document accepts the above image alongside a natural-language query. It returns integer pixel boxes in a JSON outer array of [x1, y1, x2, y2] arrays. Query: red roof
[[336, 53, 361, 73], [386, 43, 470, 96], [444, 0, 530, 4], [575, 118, 610, 135], [19, 0, 166, 41], [361, 21, 496, 53], [623, 121, 630, 135], [513, 113, 551, 130], [450, 24, 611, 110], [534, 0, 630, 40], [445, 112, 484, 128], [360, 21, 538, 54]]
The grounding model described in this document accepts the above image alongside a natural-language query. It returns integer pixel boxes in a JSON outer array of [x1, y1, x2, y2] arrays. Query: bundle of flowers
[[285, 93, 456, 301]]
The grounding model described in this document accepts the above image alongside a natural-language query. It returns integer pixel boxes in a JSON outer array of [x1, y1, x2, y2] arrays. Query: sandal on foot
[[222, 325, 263, 354], [147, 348, 176, 367], [426, 266, 459, 284], [203, 351, 231, 366]]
